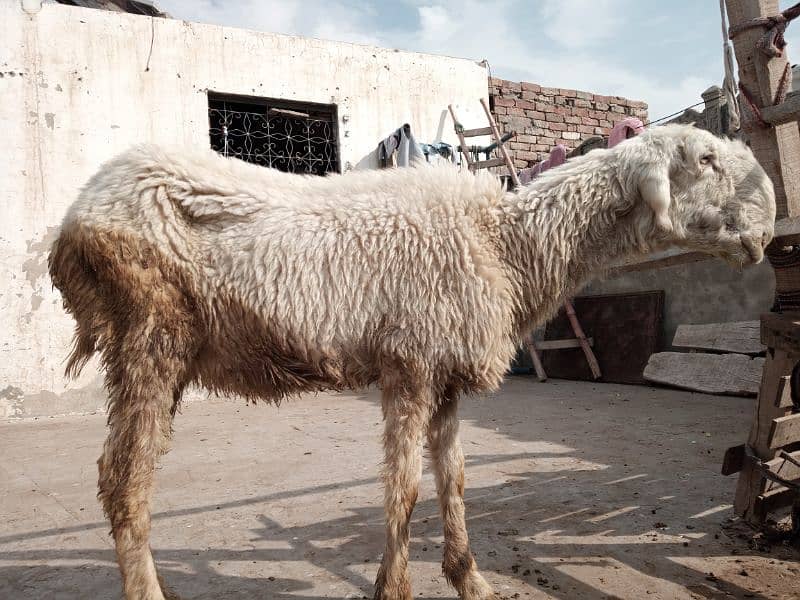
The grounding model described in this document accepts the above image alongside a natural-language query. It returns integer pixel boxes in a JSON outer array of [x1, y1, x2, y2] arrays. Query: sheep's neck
[[498, 172, 641, 334]]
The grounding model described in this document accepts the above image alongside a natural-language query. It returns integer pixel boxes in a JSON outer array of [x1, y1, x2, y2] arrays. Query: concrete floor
[[1, 378, 798, 600]]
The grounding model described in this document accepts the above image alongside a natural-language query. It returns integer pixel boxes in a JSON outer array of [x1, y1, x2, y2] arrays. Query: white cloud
[[538, 0, 626, 50]]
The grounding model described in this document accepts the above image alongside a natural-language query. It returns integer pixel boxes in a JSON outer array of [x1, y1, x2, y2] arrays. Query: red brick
[[521, 81, 541, 92], [521, 90, 538, 100], [549, 122, 568, 131], [594, 102, 610, 111], [564, 115, 581, 125], [517, 134, 538, 144], [576, 90, 593, 100], [525, 110, 546, 120], [508, 107, 525, 116], [594, 126, 611, 135], [494, 106, 507, 115], [581, 116, 599, 126], [508, 141, 531, 151], [575, 99, 592, 108], [540, 86, 558, 96], [573, 107, 589, 117], [558, 88, 578, 98], [610, 105, 625, 113], [494, 97, 515, 107], [577, 125, 596, 135], [515, 99, 536, 110], [515, 150, 538, 161]]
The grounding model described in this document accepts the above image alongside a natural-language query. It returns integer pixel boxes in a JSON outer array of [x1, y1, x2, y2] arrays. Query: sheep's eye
[[700, 154, 714, 166]]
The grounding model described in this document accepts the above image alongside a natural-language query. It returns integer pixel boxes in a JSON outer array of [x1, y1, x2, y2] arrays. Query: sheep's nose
[[762, 231, 771, 249]]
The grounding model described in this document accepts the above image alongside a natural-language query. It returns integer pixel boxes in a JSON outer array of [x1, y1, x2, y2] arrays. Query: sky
[[155, 0, 800, 122]]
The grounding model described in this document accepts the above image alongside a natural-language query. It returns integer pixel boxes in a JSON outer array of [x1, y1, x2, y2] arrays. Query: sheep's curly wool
[[48, 124, 776, 600]]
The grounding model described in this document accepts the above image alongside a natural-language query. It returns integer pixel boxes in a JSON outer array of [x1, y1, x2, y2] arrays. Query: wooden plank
[[672, 321, 763, 355], [769, 413, 800, 449], [764, 450, 800, 484], [643, 352, 764, 396], [472, 157, 506, 169], [461, 126, 493, 137], [761, 90, 800, 126], [753, 487, 795, 522], [535, 337, 594, 350], [733, 347, 795, 523], [726, 0, 800, 219], [761, 312, 800, 355], [609, 248, 709, 275]]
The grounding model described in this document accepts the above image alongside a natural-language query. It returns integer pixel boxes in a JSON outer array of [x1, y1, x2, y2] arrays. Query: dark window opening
[[207, 93, 340, 175]]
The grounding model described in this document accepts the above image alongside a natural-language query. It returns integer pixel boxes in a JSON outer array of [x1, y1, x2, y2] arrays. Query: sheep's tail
[[48, 224, 105, 378]]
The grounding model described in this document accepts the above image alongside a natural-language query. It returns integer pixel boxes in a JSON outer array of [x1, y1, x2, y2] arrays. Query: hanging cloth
[[607, 117, 644, 148], [518, 144, 567, 184]]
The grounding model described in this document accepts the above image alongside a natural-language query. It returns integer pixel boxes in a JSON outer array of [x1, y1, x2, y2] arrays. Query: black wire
[[644, 94, 724, 127]]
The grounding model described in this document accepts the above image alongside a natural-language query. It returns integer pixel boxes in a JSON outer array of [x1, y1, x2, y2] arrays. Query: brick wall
[[489, 77, 649, 169]]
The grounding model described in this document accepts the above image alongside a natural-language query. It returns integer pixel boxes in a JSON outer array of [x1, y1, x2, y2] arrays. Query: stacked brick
[[489, 77, 649, 169]]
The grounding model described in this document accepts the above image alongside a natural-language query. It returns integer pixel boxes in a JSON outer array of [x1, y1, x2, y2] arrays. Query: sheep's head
[[618, 124, 776, 267]]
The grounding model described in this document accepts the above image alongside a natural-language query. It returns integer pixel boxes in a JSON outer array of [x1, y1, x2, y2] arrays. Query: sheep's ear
[[638, 164, 673, 232]]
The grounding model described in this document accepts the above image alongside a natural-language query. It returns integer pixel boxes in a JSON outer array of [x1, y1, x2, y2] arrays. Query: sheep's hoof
[[459, 570, 498, 600], [158, 576, 182, 600]]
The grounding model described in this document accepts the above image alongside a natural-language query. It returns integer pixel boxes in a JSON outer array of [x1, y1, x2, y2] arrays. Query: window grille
[[208, 93, 339, 175]]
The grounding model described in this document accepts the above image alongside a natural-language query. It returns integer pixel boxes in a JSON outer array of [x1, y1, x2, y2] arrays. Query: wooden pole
[[725, 0, 800, 525], [725, 0, 800, 218]]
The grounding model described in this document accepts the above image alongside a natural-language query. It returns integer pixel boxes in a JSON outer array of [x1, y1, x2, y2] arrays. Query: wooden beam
[[609, 248, 709, 275], [461, 126, 493, 137], [726, 0, 800, 218], [769, 413, 800, 449], [760, 312, 800, 355], [761, 90, 800, 126], [535, 337, 594, 350], [472, 157, 507, 170]]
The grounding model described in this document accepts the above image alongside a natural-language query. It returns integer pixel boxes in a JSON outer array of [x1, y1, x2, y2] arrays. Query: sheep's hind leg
[[373, 379, 433, 600], [97, 323, 192, 600], [427, 395, 496, 600]]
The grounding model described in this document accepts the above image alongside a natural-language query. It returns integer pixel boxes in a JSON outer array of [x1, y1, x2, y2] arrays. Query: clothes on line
[[377, 124, 424, 168]]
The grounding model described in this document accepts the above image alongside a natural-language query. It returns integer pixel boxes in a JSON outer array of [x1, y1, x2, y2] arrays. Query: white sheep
[[48, 124, 775, 600]]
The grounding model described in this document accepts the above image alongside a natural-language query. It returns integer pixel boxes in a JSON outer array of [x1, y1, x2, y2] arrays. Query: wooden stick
[[448, 104, 474, 170], [563, 299, 602, 379], [479, 97, 521, 188], [525, 338, 548, 382]]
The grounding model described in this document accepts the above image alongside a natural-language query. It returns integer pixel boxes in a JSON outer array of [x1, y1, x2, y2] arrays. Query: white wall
[[0, 1, 489, 418]]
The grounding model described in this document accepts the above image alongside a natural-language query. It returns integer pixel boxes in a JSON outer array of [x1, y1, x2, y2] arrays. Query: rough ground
[[1, 378, 798, 599]]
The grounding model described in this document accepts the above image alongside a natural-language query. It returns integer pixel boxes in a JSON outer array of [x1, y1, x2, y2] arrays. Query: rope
[[720, 0, 741, 131], [728, 1, 800, 58], [744, 444, 800, 492], [727, 2, 799, 129]]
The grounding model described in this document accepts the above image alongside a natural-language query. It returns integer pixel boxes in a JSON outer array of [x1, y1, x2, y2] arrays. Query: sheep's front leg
[[373, 383, 431, 600], [427, 397, 496, 600]]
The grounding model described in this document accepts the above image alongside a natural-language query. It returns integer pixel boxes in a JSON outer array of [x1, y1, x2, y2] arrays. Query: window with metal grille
[[207, 93, 340, 175]]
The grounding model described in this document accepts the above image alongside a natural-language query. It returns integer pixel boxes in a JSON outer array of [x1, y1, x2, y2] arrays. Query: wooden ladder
[[722, 313, 800, 531], [448, 99, 601, 382]]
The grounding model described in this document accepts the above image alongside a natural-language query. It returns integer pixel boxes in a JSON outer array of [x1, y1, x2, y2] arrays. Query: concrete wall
[[584, 259, 775, 349], [1, 1, 489, 418]]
